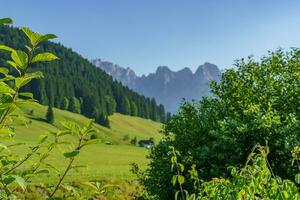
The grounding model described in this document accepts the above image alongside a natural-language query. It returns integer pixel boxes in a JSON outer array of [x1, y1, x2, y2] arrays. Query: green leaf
[[15, 72, 44, 88], [18, 92, 33, 99], [0, 68, 9, 75], [11, 50, 28, 69], [171, 175, 177, 186], [295, 173, 300, 184], [0, 18, 13, 24], [21, 27, 57, 46], [178, 175, 185, 185], [38, 135, 48, 143], [6, 61, 21, 75], [0, 44, 15, 52], [38, 34, 57, 43], [14, 99, 39, 109], [12, 175, 26, 191], [80, 139, 99, 149], [0, 103, 11, 111], [81, 182, 99, 191], [32, 52, 58, 63], [3, 176, 15, 185], [0, 82, 15, 95], [56, 130, 72, 137], [63, 150, 80, 158]]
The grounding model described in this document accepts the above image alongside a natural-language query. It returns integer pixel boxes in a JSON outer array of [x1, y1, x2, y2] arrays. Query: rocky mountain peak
[[91, 58, 221, 113]]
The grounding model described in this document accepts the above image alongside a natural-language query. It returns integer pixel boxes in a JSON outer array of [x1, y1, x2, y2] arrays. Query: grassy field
[[7, 103, 163, 181]]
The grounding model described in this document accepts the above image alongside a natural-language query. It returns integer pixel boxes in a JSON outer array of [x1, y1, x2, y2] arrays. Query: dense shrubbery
[[136, 49, 300, 199], [170, 145, 300, 199]]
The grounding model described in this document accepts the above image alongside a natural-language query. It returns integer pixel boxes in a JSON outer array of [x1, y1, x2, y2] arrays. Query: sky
[[1, 0, 300, 75]]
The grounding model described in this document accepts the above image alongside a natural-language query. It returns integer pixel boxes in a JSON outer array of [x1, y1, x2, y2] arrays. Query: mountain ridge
[[92, 59, 221, 113]]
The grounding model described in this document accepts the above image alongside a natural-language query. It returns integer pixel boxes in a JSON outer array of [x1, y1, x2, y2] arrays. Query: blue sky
[[1, 0, 300, 75]]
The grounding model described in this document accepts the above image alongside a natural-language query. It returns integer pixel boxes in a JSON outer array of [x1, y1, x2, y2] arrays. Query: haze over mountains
[[92, 59, 221, 113]]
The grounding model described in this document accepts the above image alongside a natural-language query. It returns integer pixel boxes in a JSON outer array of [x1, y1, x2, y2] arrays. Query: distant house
[[138, 140, 154, 148]]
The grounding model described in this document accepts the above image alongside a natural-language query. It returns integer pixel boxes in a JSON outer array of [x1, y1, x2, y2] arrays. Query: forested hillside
[[0, 25, 167, 123]]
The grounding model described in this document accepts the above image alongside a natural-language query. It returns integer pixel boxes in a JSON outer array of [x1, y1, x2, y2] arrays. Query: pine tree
[[104, 115, 110, 128], [46, 105, 54, 124], [61, 97, 69, 110]]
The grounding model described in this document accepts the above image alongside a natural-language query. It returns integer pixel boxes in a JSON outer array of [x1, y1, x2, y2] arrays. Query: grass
[[7, 103, 163, 181]]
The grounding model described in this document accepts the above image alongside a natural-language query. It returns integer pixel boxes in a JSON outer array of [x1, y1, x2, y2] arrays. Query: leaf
[[6, 61, 21, 75], [178, 175, 185, 185], [61, 121, 80, 133], [12, 175, 26, 191], [56, 130, 72, 137], [0, 82, 15, 95], [0, 18, 13, 24], [39, 34, 57, 42], [295, 174, 300, 184], [11, 50, 28, 69], [3, 176, 15, 185], [0, 44, 15, 52], [21, 27, 57, 46], [81, 182, 98, 191], [18, 92, 33, 99], [63, 150, 80, 158], [38, 135, 48, 143], [15, 99, 39, 109], [172, 175, 177, 186], [32, 52, 58, 63], [0, 68, 9, 75], [80, 139, 99, 149], [15, 72, 44, 88]]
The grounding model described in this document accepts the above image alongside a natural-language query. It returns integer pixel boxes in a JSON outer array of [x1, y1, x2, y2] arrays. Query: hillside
[[0, 25, 167, 123], [10, 103, 163, 180]]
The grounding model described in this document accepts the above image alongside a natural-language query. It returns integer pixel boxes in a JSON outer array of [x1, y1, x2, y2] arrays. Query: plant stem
[[50, 135, 84, 197], [4, 145, 40, 175], [50, 157, 74, 197]]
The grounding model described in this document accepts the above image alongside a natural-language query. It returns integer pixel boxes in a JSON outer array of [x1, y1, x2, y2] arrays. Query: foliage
[[138, 48, 300, 199], [0, 18, 101, 198], [170, 145, 300, 200], [0, 24, 167, 123]]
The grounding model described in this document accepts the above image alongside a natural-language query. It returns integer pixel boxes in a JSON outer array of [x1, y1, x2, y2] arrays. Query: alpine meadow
[[1, 1, 300, 200]]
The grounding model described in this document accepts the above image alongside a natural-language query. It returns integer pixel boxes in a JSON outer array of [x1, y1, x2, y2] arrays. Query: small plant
[[0, 17, 99, 198], [130, 136, 137, 146], [169, 145, 300, 199]]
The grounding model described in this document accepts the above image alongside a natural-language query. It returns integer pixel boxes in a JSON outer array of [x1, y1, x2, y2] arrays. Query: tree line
[[0, 25, 169, 124]]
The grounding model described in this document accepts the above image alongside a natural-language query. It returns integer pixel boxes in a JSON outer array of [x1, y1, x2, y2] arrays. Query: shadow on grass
[[26, 115, 48, 123]]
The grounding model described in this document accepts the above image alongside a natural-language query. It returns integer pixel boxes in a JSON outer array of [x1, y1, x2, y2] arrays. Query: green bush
[[138, 49, 300, 199], [170, 145, 300, 200]]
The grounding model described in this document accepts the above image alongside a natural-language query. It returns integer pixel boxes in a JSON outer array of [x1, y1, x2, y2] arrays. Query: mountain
[[0, 25, 167, 123], [92, 59, 221, 113]]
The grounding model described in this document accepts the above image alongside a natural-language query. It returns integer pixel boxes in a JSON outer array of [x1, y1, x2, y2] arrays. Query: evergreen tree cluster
[[0, 25, 168, 123]]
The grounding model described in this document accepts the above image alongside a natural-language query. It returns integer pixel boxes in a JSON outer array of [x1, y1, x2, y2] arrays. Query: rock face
[[92, 59, 221, 113]]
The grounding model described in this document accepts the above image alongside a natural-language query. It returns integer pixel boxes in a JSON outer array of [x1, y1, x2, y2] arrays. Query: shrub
[[138, 49, 300, 199]]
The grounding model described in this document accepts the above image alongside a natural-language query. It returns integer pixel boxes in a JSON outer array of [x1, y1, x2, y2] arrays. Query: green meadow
[[8, 103, 164, 182]]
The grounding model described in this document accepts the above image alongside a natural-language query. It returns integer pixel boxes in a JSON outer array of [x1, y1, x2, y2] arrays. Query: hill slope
[[10, 103, 163, 180], [0, 25, 166, 123]]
